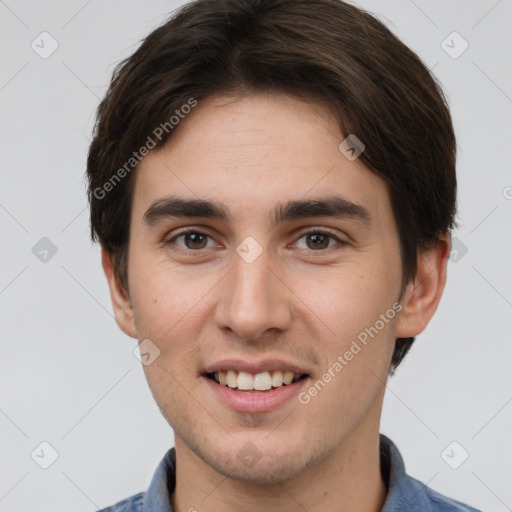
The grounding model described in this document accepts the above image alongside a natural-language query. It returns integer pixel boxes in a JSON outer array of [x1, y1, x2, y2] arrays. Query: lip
[[203, 374, 310, 413], [203, 358, 310, 375]]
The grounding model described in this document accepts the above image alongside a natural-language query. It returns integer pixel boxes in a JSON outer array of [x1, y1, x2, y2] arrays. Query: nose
[[213, 249, 293, 341]]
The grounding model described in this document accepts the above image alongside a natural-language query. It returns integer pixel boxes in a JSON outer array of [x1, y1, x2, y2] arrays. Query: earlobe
[[101, 247, 138, 339], [395, 234, 451, 338]]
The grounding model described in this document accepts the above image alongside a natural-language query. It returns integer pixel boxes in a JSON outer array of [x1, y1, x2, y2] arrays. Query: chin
[[191, 437, 320, 485], [215, 452, 308, 484]]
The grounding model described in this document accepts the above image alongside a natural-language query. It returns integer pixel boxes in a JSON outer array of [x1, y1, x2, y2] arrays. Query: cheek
[[294, 261, 396, 342], [294, 261, 399, 403], [129, 258, 218, 359]]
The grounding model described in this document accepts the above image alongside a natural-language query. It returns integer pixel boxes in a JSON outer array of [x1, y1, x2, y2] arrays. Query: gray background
[[1, 0, 511, 510]]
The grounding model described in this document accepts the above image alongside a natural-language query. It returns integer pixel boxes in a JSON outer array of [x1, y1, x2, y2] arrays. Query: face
[[118, 92, 407, 483]]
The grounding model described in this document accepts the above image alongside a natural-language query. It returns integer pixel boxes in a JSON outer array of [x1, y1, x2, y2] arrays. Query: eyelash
[[164, 228, 348, 253]]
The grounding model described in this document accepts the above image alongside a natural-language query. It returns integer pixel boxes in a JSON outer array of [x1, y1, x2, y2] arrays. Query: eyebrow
[[142, 195, 372, 228]]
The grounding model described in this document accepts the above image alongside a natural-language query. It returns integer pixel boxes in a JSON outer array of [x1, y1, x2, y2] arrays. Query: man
[[87, 0, 481, 510]]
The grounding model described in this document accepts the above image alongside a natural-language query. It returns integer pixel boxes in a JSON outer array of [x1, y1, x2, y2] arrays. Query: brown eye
[[294, 231, 346, 251], [166, 231, 214, 250], [183, 232, 208, 249], [305, 233, 330, 250]]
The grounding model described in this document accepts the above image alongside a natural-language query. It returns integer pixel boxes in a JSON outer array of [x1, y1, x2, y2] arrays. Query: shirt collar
[[142, 434, 429, 512], [380, 433, 434, 511], [142, 445, 175, 512]]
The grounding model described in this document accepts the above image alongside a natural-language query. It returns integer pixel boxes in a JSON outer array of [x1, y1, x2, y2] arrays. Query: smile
[[207, 370, 307, 392]]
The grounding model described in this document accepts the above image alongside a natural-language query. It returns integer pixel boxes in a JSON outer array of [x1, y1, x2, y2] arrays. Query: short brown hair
[[86, 0, 457, 372]]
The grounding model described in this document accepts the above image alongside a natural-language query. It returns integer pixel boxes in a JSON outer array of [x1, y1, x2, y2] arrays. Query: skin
[[102, 92, 450, 512]]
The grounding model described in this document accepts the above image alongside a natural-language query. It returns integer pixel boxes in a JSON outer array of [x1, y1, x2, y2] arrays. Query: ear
[[101, 246, 138, 339], [395, 234, 451, 338]]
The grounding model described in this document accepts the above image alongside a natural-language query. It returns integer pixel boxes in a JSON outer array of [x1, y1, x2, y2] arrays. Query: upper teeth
[[213, 370, 303, 391]]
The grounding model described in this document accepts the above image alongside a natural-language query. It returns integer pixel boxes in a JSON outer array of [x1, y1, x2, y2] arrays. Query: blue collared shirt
[[97, 434, 481, 511]]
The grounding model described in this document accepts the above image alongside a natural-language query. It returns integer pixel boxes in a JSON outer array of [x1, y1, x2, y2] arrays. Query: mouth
[[205, 370, 308, 392], [202, 359, 311, 412]]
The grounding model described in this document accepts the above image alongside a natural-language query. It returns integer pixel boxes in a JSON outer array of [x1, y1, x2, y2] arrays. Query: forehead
[[131, 92, 392, 229]]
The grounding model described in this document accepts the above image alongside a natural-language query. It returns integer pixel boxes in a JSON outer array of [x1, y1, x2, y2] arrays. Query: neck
[[171, 425, 387, 512]]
